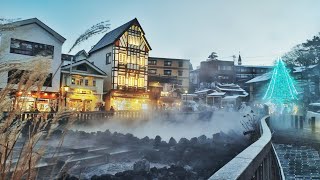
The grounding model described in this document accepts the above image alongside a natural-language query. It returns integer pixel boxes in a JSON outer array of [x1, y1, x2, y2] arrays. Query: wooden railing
[[209, 116, 285, 180], [4, 110, 151, 122]]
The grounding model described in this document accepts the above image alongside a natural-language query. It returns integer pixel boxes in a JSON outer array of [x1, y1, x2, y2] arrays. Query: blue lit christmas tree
[[263, 58, 298, 104]]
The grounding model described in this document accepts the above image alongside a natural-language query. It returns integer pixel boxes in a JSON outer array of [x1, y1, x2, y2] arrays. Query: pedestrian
[[110, 106, 115, 116]]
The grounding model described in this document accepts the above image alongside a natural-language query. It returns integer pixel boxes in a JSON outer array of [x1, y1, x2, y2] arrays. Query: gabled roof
[[88, 18, 151, 54], [7, 18, 66, 43], [61, 59, 107, 76], [246, 72, 272, 84], [75, 50, 88, 58]]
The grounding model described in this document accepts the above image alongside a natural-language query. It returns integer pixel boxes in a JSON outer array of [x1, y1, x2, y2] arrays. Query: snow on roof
[[182, 94, 198, 96], [246, 72, 272, 84], [194, 89, 212, 94], [293, 65, 318, 73], [217, 86, 245, 92], [222, 92, 249, 100], [217, 83, 240, 88], [222, 96, 239, 100], [309, 103, 320, 107], [208, 92, 226, 96]]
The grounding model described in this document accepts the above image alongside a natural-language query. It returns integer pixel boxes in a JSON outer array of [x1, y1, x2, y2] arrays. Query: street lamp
[[63, 85, 69, 107], [185, 90, 188, 103]]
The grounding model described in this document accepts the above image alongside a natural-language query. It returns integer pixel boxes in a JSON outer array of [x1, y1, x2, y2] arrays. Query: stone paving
[[274, 144, 320, 179]]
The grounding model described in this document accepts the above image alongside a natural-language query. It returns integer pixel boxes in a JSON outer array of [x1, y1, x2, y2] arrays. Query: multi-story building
[[147, 57, 190, 108], [88, 18, 151, 111], [199, 59, 235, 86], [60, 53, 107, 111], [0, 18, 65, 111], [189, 68, 200, 93]]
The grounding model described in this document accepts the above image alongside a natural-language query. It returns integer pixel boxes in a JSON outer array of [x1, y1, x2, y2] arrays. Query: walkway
[[270, 115, 320, 179], [274, 144, 320, 179]]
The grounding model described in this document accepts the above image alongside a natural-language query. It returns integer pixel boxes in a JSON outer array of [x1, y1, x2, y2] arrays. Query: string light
[[263, 58, 298, 104]]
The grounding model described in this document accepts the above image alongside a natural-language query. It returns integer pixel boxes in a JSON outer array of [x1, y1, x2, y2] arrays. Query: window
[[106, 53, 111, 64], [179, 61, 183, 67], [178, 80, 183, 85], [164, 70, 172, 75], [119, 53, 126, 64], [93, 79, 96, 86], [118, 75, 125, 85], [43, 73, 53, 87], [85, 79, 89, 86], [138, 78, 144, 87], [218, 65, 232, 71], [178, 70, 183, 76], [10, 38, 54, 58], [164, 61, 172, 66], [79, 79, 83, 86], [76, 64, 87, 71], [129, 76, 135, 86], [148, 69, 157, 74], [71, 78, 75, 85], [140, 57, 145, 66], [148, 60, 157, 65]]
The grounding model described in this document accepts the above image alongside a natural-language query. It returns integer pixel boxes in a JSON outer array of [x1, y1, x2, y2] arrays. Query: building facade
[[88, 18, 151, 111], [0, 18, 65, 111], [199, 59, 235, 86], [60, 59, 106, 111], [147, 57, 190, 108]]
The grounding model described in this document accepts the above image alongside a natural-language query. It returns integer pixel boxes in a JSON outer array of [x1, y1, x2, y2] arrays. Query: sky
[[1, 0, 320, 68]]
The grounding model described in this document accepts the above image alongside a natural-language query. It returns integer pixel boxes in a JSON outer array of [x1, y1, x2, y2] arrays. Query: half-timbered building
[[88, 18, 151, 110]]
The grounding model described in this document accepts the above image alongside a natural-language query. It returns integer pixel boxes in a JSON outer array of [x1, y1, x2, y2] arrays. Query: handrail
[[209, 115, 283, 180]]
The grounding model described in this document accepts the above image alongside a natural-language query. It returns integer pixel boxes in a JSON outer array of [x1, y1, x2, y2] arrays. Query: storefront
[[66, 88, 100, 111], [15, 91, 59, 112], [109, 91, 150, 111]]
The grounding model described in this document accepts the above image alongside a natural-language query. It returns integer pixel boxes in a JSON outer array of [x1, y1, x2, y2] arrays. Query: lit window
[[119, 53, 126, 64], [140, 57, 144, 66], [164, 61, 172, 66], [85, 79, 89, 86], [118, 75, 125, 85], [71, 78, 75, 85], [148, 69, 157, 74], [164, 70, 172, 75], [138, 78, 144, 87], [129, 77, 135, 86]]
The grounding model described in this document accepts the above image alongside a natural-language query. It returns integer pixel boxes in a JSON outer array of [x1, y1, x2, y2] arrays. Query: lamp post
[[185, 90, 188, 103], [63, 85, 69, 108]]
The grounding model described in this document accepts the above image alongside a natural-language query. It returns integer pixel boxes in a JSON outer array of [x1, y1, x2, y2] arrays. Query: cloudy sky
[[2, 0, 320, 67]]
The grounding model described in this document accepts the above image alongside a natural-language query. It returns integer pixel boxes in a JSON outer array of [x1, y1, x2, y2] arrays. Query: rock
[[184, 165, 193, 171], [133, 159, 150, 172], [168, 137, 177, 146]]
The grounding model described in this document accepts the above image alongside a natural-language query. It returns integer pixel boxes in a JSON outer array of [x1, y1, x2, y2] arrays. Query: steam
[[71, 109, 249, 141]]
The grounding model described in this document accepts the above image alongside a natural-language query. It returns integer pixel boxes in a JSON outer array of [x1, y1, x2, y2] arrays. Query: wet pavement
[[274, 144, 320, 179], [270, 115, 320, 179]]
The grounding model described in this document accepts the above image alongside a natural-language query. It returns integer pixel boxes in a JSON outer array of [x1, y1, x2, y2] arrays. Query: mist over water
[[72, 110, 249, 141]]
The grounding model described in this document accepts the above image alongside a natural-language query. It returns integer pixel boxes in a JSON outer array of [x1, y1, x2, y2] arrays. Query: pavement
[[274, 144, 320, 179], [269, 115, 320, 179]]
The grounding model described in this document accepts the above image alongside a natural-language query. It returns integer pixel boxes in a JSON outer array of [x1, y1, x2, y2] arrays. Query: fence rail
[[209, 115, 285, 180]]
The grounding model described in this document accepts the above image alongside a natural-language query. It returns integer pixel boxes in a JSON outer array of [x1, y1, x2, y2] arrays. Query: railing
[[209, 116, 285, 180], [7, 110, 150, 122]]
